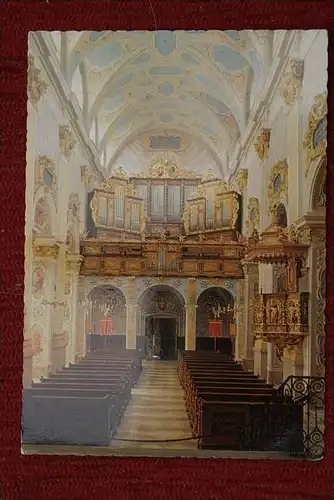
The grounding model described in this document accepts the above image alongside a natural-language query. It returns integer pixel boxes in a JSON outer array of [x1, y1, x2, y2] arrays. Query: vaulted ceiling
[[54, 30, 274, 178]]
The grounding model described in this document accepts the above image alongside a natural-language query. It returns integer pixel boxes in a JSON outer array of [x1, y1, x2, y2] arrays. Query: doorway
[[159, 318, 177, 360]]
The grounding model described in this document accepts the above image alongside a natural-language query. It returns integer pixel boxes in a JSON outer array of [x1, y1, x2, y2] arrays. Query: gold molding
[[110, 166, 128, 180], [28, 55, 48, 106], [135, 155, 201, 180], [59, 125, 77, 160], [303, 92, 327, 177], [34, 155, 57, 195], [268, 159, 288, 212], [81, 166, 92, 186], [236, 169, 248, 192], [254, 128, 271, 161], [33, 244, 59, 259], [231, 193, 240, 229], [281, 58, 304, 107]]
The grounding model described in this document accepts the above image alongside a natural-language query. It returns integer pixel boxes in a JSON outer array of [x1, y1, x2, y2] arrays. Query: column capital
[[241, 260, 259, 276]]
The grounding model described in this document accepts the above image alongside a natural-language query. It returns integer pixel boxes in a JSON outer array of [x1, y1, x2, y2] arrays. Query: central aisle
[[110, 359, 197, 451]]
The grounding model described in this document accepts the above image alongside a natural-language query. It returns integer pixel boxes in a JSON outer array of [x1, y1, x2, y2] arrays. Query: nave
[[22, 346, 317, 459]]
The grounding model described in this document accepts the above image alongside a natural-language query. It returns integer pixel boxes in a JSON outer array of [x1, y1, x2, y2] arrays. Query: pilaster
[[185, 278, 197, 351], [241, 261, 259, 371], [126, 304, 137, 350]]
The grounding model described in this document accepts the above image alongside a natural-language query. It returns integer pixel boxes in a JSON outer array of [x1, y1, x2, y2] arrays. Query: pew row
[[22, 351, 142, 446]]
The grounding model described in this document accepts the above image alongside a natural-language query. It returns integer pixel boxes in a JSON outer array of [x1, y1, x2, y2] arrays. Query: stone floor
[[110, 359, 198, 452], [22, 360, 300, 459]]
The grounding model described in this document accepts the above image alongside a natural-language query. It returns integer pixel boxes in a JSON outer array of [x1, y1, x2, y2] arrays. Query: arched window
[[273, 174, 282, 192]]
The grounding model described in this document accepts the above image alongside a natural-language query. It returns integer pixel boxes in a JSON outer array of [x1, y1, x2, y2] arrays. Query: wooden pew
[[22, 394, 112, 446], [177, 350, 282, 450], [23, 350, 142, 446]]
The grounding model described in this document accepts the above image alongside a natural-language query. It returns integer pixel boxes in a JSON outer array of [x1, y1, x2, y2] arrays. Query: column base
[[267, 368, 283, 386], [253, 339, 268, 380], [241, 356, 254, 372]]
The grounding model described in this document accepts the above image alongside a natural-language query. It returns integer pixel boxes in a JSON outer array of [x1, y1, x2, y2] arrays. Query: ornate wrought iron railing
[[275, 375, 325, 459], [239, 376, 325, 459]]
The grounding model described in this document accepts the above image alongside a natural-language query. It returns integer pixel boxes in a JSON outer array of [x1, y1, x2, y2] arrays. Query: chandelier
[[79, 297, 118, 317]]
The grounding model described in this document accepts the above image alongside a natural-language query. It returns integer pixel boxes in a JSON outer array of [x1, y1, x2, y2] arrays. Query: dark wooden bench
[[23, 351, 142, 446], [22, 394, 112, 446]]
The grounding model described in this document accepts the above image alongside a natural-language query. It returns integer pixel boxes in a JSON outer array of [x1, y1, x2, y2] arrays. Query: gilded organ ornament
[[231, 193, 239, 229], [110, 166, 128, 180], [28, 55, 48, 106], [303, 92, 327, 176], [137, 155, 200, 179], [254, 128, 271, 160], [59, 125, 77, 160], [281, 58, 304, 107]]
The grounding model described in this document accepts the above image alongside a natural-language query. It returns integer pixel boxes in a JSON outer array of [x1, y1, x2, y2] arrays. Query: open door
[[159, 318, 177, 359]]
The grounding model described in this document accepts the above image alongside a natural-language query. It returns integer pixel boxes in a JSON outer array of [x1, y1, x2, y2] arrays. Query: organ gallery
[[22, 30, 327, 459]]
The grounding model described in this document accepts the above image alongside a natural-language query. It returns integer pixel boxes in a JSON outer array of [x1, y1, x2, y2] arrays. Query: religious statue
[[288, 302, 299, 324], [269, 301, 279, 324]]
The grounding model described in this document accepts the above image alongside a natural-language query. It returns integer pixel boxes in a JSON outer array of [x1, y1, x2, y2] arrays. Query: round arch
[[196, 286, 234, 355], [138, 284, 185, 359], [88, 284, 127, 336], [137, 283, 186, 307]]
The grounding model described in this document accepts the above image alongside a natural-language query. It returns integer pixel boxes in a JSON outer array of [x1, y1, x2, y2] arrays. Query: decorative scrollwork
[[268, 159, 288, 213], [254, 128, 271, 160], [235, 169, 248, 192], [28, 55, 48, 106], [303, 92, 327, 176], [281, 58, 304, 107]]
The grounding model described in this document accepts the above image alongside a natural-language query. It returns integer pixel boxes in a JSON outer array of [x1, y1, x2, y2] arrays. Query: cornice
[[31, 32, 105, 184]]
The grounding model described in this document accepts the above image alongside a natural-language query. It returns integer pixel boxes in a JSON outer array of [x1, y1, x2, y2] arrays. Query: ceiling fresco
[[54, 30, 274, 178]]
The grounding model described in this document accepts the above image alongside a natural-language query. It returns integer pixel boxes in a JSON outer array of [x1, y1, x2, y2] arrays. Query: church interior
[[23, 30, 327, 458]]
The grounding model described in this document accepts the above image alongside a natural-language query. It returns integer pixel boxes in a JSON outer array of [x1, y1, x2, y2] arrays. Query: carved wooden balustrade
[[80, 239, 245, 278]]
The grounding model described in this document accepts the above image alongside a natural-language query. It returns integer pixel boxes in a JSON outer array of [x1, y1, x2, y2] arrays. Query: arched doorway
[[87, 285, 126, 350], [138, 285, 185, 360], [196, 287, 234, 355]]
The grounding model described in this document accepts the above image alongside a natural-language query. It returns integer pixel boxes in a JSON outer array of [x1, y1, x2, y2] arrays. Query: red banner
[[99, 317, 113, 335], [209, 320, 222, 338]]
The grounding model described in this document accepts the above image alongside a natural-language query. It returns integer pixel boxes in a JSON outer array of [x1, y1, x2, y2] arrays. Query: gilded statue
[[254, 128, 271, 161], [268, 301, 279, 324], [231, 193, 239, 228]]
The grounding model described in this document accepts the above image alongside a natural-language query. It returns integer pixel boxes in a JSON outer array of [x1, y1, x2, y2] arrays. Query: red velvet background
[[0, 2, 333, 499]]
